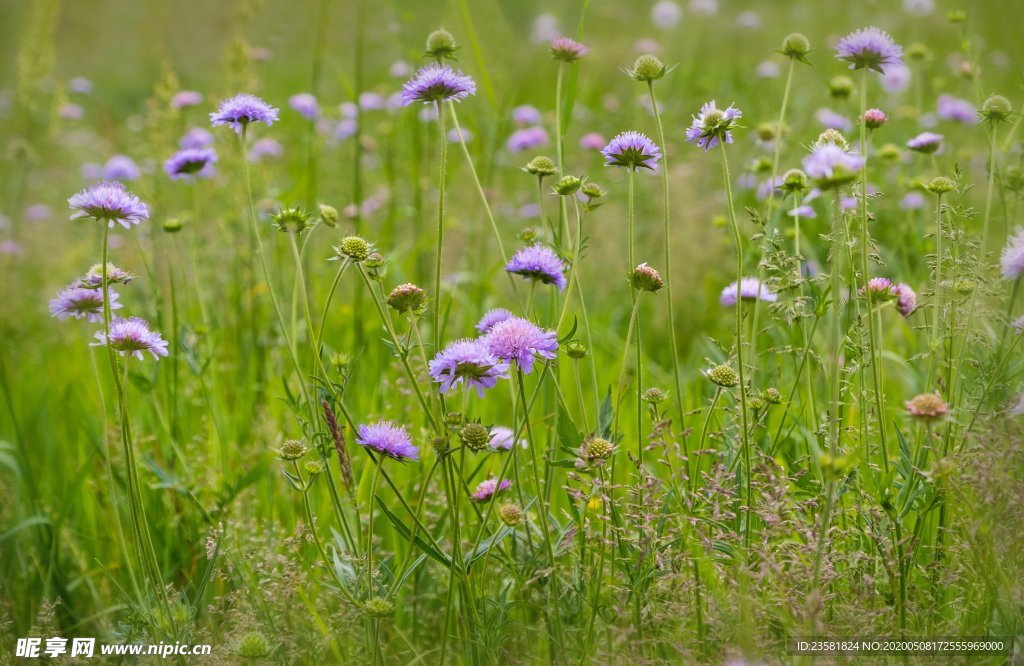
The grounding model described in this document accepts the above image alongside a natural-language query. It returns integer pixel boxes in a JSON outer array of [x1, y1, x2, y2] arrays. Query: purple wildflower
[[180, 127, 214, 149], [476, 308, 514, 334], [489, 426, 525, 451], [359, 92, 385, 111], [483, 316, 558, 374], [937, 94, 978, 123], [894, 283, 918, 316], [210, 94, 280, 133], [507, 126, 549, 152], [171, 91, 203, 109], [103, 155, 140, 182], [288, 93, 319, 120], [164, 148, 218, 181], [470, 478, 512, 502], [901, 192, 925, 210], [550, 36, 588, 62], [355, 421, 419, 462], [755, 61, 781, 79], [685, 101, 742, 152], [428, 339, 510, 398], [906, 131, 943, 154], [60, 103, 83, 120], [68, 181, 149, 229], [835, 27, 903, 73], [249, 138, 283, 161], [720, 278, 777, 306], [580, 132, 606, 150], [1012, 315, 1024, 334], [816, 108, 853, 132], [788, 205, 816, 219], [1001, 227, 1024, 280], [802, 144, 865, 187], [513, 105, 542, 125], [400, 64, 476, 106], [50, 287, 120, 323], [505, 244, 567, 290], [92, 317, 169, 360], [859, 277, 898, 300], [601, 131, 661, 170], [880, 63, 911, 93], [651, 0, 682, 29], [69, 77, 92, 94]]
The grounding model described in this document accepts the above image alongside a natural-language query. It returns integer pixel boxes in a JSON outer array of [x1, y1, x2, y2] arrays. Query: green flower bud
[[337, 235, 371, 261], [278, 439, 307, 461], [781, 32, 811, 61], [318, 203, 339, 227], [497, 502, 523, 526], [764, 387, 782, 404], [877, 143, 902, 163], [583, 436, 614, 461], [304, 459, 325, 476], [565, 341, 589, 359], [524, 155, 558, 177], [815, 129, 849, 150], [162, 218, 183, 233], [643, 387, 667, 404], [425, 29, 459, 60], [906, 42, 931, 62], [271, 206, 313, 234], [828, 75, 853, 99], [364, 252, 385, 269], [927, 176, 955, 194], [581, 182, 605, 199], [630, 263, 664, 292], [980, 94, 1012, 123], [629, 54, 667, 82], [236, 631, 272, 659], [364, 597, 395, 618], [459, 422, 490, 452], [707, 364, 739, 388], [781, 168, 809, 195], [553, 175, 583, 196]]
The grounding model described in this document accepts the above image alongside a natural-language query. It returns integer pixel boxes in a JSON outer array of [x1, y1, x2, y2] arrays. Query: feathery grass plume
[[322, 400, 352, 492]]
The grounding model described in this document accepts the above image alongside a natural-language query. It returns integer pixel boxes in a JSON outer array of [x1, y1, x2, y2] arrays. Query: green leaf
[[375, 497, 452, 569], [0, 516, 50, 544]]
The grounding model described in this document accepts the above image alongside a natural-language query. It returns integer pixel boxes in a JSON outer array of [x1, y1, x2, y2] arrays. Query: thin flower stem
[[366, 454, 384, 597], [925, 193, 945, 392], [692, 387, 722, 494], [432, 103, 448, 355], [828, 192, 845, 458]]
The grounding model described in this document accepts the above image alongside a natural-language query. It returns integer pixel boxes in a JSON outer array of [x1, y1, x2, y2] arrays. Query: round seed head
[[643, 387, 667, 404], [364, 597, 395, 618], [981, 94, 1012, 122], [425, 29, 458, 60], [781, 32, 811, 60], [236, 632, 272, 659], [707, 364, 739, 388], [459, 422, 491, 452], [927, 176, 955, 194], [498, 502, 523, 526], [630, 54, 667, 82], [278, 439, 307, 461], [584, 436, 614, 461], [338, 235, 371, 261]]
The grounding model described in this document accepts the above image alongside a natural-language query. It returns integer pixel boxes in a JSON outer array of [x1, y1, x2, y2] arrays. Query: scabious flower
[[651, 0, 682, 29], [359, 92, 385, 111], [720, 278, 777, 306], [164, 148, 218, 181], [483, 317, 558, 374], [835, 26, 903, 73], [894, 283, 918, 315], [1011, 315, 1024, 334], [103, 155, 140, 181], [249, 138, 283, 161], [788, 205, 816, 219], [863, 108, 888, 129], [630, 263, 664, 292], [400, 64, 476, 105], [476, 308, 514, 333], [905, 393, 949, 420], [69, 77, 93, 94], [906, 131, 943, 154], [816, 108, 853, 132], [937, 94, 978, 123], [355, 421, 419, 461], [505, 244, 567, 290], [210, 94, 279, 133], [901, 192, 925, 210], [880, 63, 911, 94], [92, 317, 169, 360], [580, 132, 606, 150], [489, 426, 525, 451], [513, 105, 542, 125], [470, 478, 512, 502], [601, 131, 661, 170], [49, 287, 120, 322], [60, 103, 84, 120], [428, 339, 510, 397], [68, 181, 149, 229], [685, 101, 742, 152], [550, 36, 588, 62], [180, 127, 214, 149], [1001, 227, 1024, 280], [507, 126, 549, 152], [171, 91, 203, 109], [859, 277, 898, 300], [802, 143, 865, 188], [288, 93, 319, 120]]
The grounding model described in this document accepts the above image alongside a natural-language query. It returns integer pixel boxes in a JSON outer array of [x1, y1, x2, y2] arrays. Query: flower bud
[[565, 341, 589, 359], [271, 206, 313, 234], [707, 364, 739, 388], [583, 436, 614, 461], [781, 168, 808, 195], [518, 227, 537, 242], [815, 129, 849, 150], [905, 392, 949, 420], [162, 218, 183, 233], [553, 175, 583, 195], [781, 32, 811, 61], [877, 143, 902, 163], [764, 387, 782, 404], [524, 155, 558, 177], [748, 396, 765, 412], [236, 632, 272, 659], [278, 439, 307, 461], [498, 502, 523, 526], [425, 29, 458, 60], [304, 459, 325, 476], [319, 203, 339, 227], [643, 387, 667, 404], [581, 182, 605, 199], [927, 176, 955, 194], [906, 42, 931, 62], [828, 75, 853, 99], [459, 422, 491, 452], [444, 411, 465, 428], [755, 122, 777, 143], [365, 252, 385, 269], [337, 235, 371, 261], [980, 94, 1012, 123], [863, 108, 888, 129], [629, 54, 667, 82], [947, 9, 966, 23], [630, 262, 664, 292], [364, 597, 395, 617], [387, 283, 428, 314]]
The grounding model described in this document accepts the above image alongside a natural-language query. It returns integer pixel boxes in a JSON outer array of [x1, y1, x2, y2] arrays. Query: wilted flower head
[[894, 283, 918, 315], [906, 131, 943, 154], [802, 143, 865, 188], [550, 36, 588, 62], [428, 339, 510, 397], [505, 244, 567, 290], [1001, 227, 1024, 280], [483, 316, 558, 374], [388, 283, 428, 314], [470, 477, 512, 502], [686, 101, 742, 152], [601, 131, 661, 170], [630, 263, 664, 292], [720, 277, 777, 305], [288, 93, 319, 120], [355, 421, 419, 461], [476, 307, 514, 334], [905, 393, 949, 420], [92, 317, 169, 361], [50, 287, 119, 323], [401, 64, 476, 105], [68, 181, 149, 229], [835, 26, 903, 73], [74, 263, 135, 288], [210, 94, 279, 133], [164, 148, 218, 181]]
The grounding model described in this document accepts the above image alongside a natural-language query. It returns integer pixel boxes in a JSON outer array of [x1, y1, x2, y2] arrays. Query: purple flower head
[[720, 277, 777, 306], [802, 144, 865, 188], [476, 308, 514, 334], [333, 119, 358, 142], [69, 77, 93, 94], [507, 126, 549, 152], [171, 91, 203, 109], [550, 36, 588, 62], [400, 65, 476, 106], [756, 61, 781, 79], [470, 478, 512, 502], [835, 27, 903, 73], [483, 316, 558, 374], [505, 244, 567, 290], [68, 181, 149, 229], [488, 426, 525, 451], [894, 283, 918, 316], [390, 61, 411, 78], [359, 92, 385, 111], [288, 93, 319, 120], [180, 127, 214, 150], [580, 132, 606, 150], [60, 103, 84, 120], [103, 155, 140, 182], [355, 421, 419, 461], [210, 94, 279, 133], [513, 105, 542, 125], [788, 204, 816, 219], [685, 101, 742, 152], [602, 131, 661, 170], [901, 192, 925, 210], [428, 339, 510, 397], [25, 204, 51, 221], [92, 316, 169, 361], [1012, 315, 1024, 334], [880, 63, 911, 93], [906, 131, 943, 154], [859, 277, 898, 300], [1002, 227, 1024, 280], [50, 287, 120, 323], [651, 0, 683, 29], [249, 138, 283, 161], [937, 94, 978, 124], [164, 148, 218, 181]]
